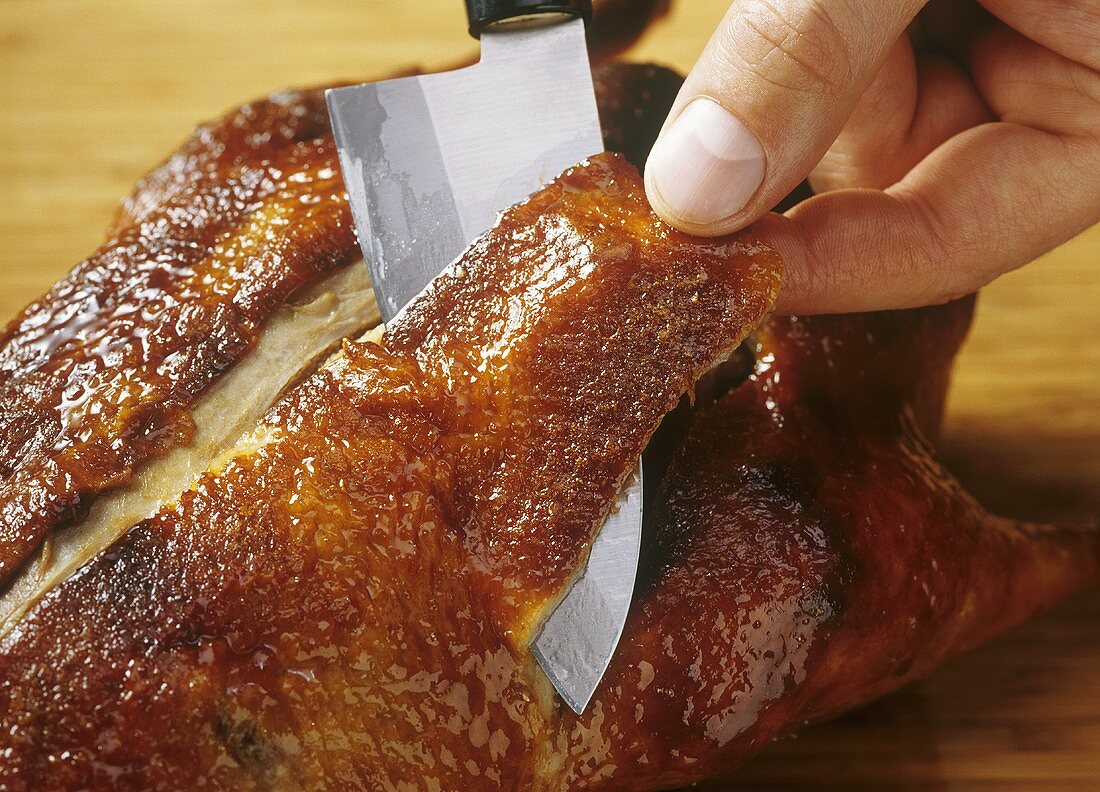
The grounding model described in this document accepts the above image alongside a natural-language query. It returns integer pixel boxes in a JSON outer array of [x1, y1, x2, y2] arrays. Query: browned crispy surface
[[0, 87, 358, 585], [7, 227, 1098, 790], [0, 153, 782, 788]]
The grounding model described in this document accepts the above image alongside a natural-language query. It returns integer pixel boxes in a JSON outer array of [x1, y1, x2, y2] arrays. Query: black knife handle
[[465, 0, 592, 38]]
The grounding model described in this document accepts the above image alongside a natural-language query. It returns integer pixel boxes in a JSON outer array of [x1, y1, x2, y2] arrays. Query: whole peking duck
[[0, 40, 1097, 792]]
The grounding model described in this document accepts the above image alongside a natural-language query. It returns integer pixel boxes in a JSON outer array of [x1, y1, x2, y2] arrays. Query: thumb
[[645, 0, 924, 236]]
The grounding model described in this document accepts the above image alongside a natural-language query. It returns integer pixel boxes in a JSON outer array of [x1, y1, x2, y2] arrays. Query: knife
[[325, 0, 641, 715]]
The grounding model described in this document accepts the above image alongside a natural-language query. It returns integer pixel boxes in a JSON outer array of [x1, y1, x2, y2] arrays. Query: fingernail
[[645, 98, 766, 231]]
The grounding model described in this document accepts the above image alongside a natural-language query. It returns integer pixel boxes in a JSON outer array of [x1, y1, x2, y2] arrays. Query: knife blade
[[325, 2, 642, 715]]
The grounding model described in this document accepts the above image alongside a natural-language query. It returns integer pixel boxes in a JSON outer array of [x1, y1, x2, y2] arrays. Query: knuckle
[[892, 191, 976, 302], [901, 188, 1005, 302], [1065, 66, 1100, 139], [724, 0, 856, 98]]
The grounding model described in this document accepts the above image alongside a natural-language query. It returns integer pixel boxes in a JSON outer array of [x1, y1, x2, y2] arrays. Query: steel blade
[[326, 18, 642, 714], [327, 19, 602, 322], [532, 466, 642, 713]]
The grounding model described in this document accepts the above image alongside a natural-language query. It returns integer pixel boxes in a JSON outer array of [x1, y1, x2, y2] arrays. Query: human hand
[[643, 1, 1100, 313]]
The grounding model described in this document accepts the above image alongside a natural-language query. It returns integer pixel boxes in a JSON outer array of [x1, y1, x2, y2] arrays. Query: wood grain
[[1, 2, 1097, 789]]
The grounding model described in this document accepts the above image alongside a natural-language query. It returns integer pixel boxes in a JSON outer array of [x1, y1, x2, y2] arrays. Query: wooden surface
[[1, 2, 1097, 788]]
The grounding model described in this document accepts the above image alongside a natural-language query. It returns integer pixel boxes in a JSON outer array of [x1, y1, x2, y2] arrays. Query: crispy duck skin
[[0, 153, 783, 788], [0, 57, 678, 595], [5, 169, 1097, 788]]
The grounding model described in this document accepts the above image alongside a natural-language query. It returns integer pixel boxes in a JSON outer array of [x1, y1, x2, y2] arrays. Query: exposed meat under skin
[[0, 60, 1097, 790], [0, 89, 358, 586]]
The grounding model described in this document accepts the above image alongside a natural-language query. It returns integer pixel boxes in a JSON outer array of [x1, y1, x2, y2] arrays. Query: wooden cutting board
[[2, 2, 1097, 788]]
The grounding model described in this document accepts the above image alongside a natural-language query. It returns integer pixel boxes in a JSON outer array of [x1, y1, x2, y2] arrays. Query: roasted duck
[[0, 56, 1096, 791]]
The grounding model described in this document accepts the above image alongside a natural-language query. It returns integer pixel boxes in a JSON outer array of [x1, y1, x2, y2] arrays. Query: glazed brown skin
[[0, 57, 679, 589], [0, 154, 782, 788]]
